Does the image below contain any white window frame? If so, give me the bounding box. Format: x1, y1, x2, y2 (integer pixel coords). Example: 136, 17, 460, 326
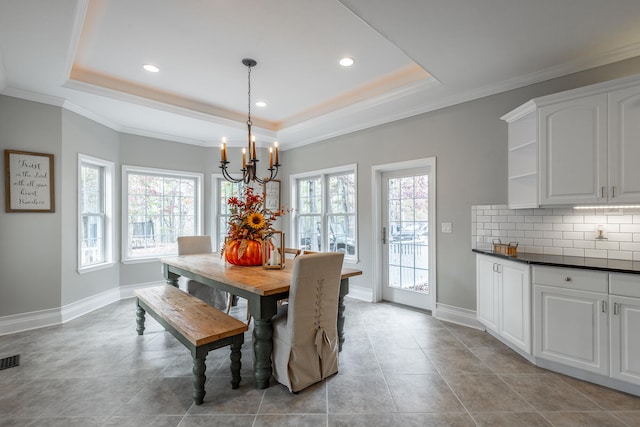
78, 154, 115, 273
290, 163, 358, 263
122, 165, 203, 263
211, 174, 245, 253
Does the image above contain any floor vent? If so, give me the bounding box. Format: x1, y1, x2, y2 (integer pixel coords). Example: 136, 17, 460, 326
0, 355, 20, 370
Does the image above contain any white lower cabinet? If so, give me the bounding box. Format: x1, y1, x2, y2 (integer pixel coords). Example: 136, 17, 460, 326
477, 255, 640, 394
533, 284, 609, 376
610, 273, 640, 386
476, 254, 531, 353
476, 254, 499, 331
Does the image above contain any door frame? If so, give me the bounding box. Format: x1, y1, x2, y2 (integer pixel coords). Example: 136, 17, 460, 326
371, 157, 436, 314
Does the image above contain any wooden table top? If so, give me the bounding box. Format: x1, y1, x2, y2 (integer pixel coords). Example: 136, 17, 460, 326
161, 253, 362, 297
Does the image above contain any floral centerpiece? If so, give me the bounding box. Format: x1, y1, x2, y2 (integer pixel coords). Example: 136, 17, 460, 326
222, 186, 280, 266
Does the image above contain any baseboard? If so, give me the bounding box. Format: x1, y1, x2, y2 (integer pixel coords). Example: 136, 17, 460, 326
61, 288, 121, 323
346, 284, 373, 302
0, 307, 62, 337
119, 280, 166, 299
434, 303, 484, 330
0, 281, 166, 336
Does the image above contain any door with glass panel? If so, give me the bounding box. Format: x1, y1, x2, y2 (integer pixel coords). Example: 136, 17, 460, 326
382, 168, 431, 310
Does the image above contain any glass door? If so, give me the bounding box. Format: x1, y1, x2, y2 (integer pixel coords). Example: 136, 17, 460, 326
382, 168, 431, 310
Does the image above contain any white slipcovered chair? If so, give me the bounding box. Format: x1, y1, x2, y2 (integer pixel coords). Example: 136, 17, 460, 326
176, 236, 230, 312
271, 251, 344, 392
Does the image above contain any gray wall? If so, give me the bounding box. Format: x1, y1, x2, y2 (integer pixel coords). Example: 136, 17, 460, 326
2, 56, 640, 319
60, 110, 120, 306
0, 97, 62, 316
281, 57, 640, 311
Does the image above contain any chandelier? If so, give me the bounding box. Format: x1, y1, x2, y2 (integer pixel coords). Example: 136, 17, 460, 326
219, 58, 280, 184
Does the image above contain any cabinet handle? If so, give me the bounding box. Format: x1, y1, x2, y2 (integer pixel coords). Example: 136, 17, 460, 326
601, 187, 606, 198
614, 302, 619, 315
497, 264, 502, 274
564, 276, 572, 282
602, 300, 607, 313
611, 186, 616, 198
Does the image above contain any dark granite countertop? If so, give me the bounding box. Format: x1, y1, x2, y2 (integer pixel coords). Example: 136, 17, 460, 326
473, 249, 640, 274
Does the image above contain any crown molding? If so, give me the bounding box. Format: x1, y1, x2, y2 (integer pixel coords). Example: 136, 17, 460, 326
63, 0, 89, 80
0, 86, 66, 107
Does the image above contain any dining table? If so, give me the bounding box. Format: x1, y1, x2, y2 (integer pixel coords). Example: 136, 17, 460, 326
160, 253, 362, 389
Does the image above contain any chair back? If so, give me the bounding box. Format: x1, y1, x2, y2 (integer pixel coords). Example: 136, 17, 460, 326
282, 248, 301, 259
177, 236, 212, 255
286, 252, 344, 337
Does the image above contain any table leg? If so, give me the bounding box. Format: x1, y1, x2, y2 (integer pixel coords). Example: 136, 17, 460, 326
337, 278, 349, 352
163, 265, 179, 287
252, 318, 273, 389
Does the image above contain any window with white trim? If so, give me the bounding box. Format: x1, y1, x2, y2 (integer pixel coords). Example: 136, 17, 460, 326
78, 154, 114, 271
291, 164, 357, 262
123, 166, 202, 261
213, 176, 243, 252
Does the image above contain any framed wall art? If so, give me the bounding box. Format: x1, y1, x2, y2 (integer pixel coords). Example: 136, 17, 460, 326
263, 179, 281, 214
4, 150, 55, 213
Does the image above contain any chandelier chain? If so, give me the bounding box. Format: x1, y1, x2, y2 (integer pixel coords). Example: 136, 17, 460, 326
247, 64, 252, 126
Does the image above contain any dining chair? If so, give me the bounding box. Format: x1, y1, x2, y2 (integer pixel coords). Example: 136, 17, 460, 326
282, 247, 301, 259
271, 251, 345, 392
176, 236, 231, 312
276, 248, 301, 307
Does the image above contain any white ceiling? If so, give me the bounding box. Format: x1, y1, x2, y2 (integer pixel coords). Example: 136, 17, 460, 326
2, 0, 640, 150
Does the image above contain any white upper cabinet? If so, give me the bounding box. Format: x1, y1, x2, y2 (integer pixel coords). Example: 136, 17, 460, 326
539, 93, 608, 205
502, 74, 640, 207
608, 85, 640, 203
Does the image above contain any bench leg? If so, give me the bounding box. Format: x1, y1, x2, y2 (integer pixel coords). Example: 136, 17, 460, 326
230, 335, 243, 389
136, 303, 146, 335
192, 353, 207, 405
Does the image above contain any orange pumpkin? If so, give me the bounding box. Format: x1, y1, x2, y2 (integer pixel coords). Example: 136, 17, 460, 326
224, 239, 263, 266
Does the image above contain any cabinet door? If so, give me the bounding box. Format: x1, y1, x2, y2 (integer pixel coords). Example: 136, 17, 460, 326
610, 295, 640, 386
533, 285, 608, 375
539, 94, 608, 205
476, 255, 498, 331
609, 86, 640, 203
500, 261, 531, 353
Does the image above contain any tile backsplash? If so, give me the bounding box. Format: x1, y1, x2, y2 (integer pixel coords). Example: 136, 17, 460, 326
472, 205, 640, 261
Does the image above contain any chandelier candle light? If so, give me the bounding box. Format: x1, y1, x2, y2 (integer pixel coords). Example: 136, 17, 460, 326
219, 58, 280, 184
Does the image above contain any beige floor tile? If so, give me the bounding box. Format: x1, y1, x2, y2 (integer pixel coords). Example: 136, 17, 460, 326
445, 374, 533, 412
541, 411, 628, 427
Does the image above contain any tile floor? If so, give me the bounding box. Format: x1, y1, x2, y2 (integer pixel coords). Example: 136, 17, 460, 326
1, 297, 640, 426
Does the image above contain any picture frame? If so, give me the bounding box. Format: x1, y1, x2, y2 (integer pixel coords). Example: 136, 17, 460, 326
263, 179, 281, 214
4, 150, 55, 213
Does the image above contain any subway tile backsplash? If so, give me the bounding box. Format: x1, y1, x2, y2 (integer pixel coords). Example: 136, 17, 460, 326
471, 204, 640, 261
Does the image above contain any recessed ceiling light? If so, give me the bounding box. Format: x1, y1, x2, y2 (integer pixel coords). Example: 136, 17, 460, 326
143, 64, 160, 73
256, 101, 267, 107
339, 57, 354, 67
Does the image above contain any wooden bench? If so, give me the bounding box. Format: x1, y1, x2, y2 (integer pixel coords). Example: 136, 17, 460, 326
134, 285, 248, 405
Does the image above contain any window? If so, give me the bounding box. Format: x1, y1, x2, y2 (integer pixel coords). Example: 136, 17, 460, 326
78, 154, 114, 271
213, 176, 243, 251
291, 164, 357, 261
123, 166, 202, 261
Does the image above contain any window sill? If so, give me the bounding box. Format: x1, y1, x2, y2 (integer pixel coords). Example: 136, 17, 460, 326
120, 257, 166, 265
77, 262, 116, 274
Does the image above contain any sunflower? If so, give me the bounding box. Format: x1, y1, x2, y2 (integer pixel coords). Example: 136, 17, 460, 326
247, 211, 265, 230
